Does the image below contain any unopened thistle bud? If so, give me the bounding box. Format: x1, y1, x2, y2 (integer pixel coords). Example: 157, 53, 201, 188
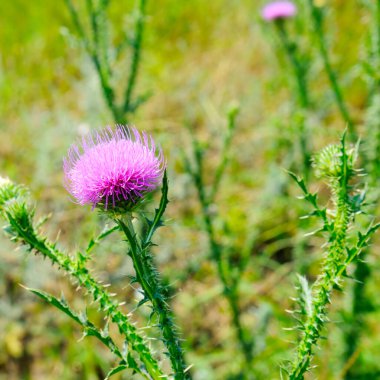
312, 144, 356, 181
0, 177, 25, 214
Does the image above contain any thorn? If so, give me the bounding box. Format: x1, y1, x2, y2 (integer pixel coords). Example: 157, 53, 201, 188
184, 364, 194, 373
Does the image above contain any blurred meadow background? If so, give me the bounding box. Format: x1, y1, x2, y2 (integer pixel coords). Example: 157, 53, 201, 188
1, 0, 380, 379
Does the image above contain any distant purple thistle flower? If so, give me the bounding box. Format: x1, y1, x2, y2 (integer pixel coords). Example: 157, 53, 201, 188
63, 126, 165, 210
261, 1, 297, 21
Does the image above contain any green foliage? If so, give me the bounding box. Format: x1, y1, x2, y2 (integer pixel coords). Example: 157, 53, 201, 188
312, 143, 355, 181
183, 107, 260, 378
0, 178, 27, 217
0, 174, 191, 379
1, 1, 380, 379
117, 173, 190, 379
287, 135, 379, 379
24, 287, 126, 364
364, 93, 380, 186
306, 0, 354, 137
64, 0, 149, 123
0, 179, 163, 379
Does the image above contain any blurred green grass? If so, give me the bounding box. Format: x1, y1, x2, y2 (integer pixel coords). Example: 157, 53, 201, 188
1, 1, 379, 379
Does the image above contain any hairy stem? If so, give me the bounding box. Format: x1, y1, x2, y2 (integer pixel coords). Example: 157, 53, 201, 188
343, 250, 371, 379
275, 21, 310, 180
3, 204, 163, 380
123, 0, 147, 118
276, 21, 309, 109
289, 139, 354, 379
289, 186, 349, 379
186, 137, 254, 377
117, 175, 189, 379
202, 201, 254, 376
64, 0, 119, 122
64, 0, 148, 123
209, 106, 239, 202
307, 0, 355, 137
342, 5, 380, 369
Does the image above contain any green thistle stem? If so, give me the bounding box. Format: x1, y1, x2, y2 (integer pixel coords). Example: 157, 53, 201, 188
64, 0, 119, 122
123, 0, 147, 118
342, 10, 380, 367
343, 248, 371, 380
119, 219, 190, 380
186, 135, 254, 377
203, 207, 254, 377
275, 21, 310, 180
117, 175, 190, 379
2, 201, 163, 380
289, 183, 349, 379
276, 21, 309, 109
288, 137, 357, 379
377, 0, 380, 84
273, 21, 311, 274
64, 0, 148, 124
307, 0, 355, 138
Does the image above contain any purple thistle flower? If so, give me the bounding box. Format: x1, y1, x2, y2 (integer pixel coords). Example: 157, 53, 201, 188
63, 126, 165, 210
261, 1, 297, 21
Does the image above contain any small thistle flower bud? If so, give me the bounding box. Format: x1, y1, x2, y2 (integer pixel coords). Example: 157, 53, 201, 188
261, 1, 297, 21
63, 126, 166, 213
312, 144, 356, 180
313, 144, 342, 179
0, 177, 25, 214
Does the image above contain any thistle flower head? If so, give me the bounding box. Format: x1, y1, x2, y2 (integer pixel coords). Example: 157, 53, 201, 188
63, 126, 165, 211
261, 1, 297, 21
